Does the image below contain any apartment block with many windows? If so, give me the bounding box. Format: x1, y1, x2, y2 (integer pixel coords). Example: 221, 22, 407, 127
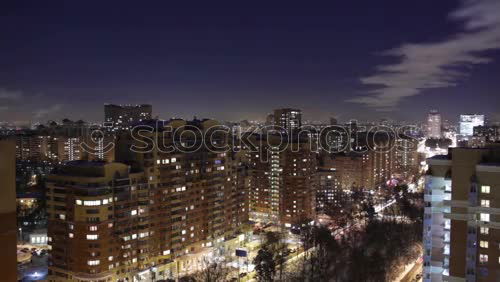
424, 146, 500, 281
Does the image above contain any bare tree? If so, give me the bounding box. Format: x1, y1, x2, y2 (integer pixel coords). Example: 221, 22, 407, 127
263, 231, 288, 281
191, 256, 231, 282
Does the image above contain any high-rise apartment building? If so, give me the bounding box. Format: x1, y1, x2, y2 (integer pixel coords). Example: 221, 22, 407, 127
330, 149, 396, 190
104, 104, 152, 130
15, 134, 114, 163
47, 118, 250, 281
474, 125, 500, 143
394, 137, 421, 179
46, 161, 148, 281
315, 168, 341, 214
427, 110, 442, 139
460, 114, 485, 136
273, 108, 302, 132
0, 138, 18, 282
423, 146, 500, 281
116, 118, 248, 277
246, 135, 317, 226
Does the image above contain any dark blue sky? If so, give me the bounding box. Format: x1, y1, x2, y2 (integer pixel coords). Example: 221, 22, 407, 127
1, 1, 499, 124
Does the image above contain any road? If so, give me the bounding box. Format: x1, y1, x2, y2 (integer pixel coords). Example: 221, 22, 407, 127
18, 254, 48, 281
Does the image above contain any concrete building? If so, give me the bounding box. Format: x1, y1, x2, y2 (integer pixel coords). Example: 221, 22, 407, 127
46, 161, 149, 281
427, 110, 442, 139
246, 135, 317, 226
104, 104, 152, 130
0, 138, 18, 282
474, 125, 500, 143
423, 146, 500, 281
116, 118, 248, 278
460, 114, 485, 137
46, 118, 250, 281
15, 134, 114, 163
273, 108, 302, 132
315, 168, 341, 214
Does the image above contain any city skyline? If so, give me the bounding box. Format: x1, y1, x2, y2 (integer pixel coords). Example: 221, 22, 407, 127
4, 2, 500, 282
2, 1, 500, 125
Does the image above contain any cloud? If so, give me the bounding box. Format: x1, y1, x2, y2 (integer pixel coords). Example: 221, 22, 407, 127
348, 0, 500, 110
34, 104, 64, 119
0, 106, 8, 112
0, 88, 23, 100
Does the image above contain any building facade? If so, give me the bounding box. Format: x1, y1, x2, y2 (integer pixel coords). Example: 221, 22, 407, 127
273, 108, 302, 132
427, 110, 442, 139
0, 138, 18, 282
459, 114, 485, 136
424, 146, 500, 281
246, 135, 317, 226
104, 104, 152, 130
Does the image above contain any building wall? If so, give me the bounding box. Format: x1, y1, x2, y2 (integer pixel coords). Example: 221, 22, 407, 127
246, 137, 316, 226
0, 138, 18, 282
424, 147, 500, 282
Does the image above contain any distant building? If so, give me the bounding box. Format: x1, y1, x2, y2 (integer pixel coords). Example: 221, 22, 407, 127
459, 114, 484, 136
0, 138, 18, 282
394, 137, 421, 178
246, 135, 316, 226
315, 167, 341, 214
15, 132, 114, 163
273, 108, 302, 132
424, 146, 500, 281
427, 110, 442, 139
473, 125, 499, 143
104, 104, 152, 130
328, 131, 397, 190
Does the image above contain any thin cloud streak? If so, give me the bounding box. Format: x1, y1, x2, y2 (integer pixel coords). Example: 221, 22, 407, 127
34, 104, 64, 119
0, 88, 23, 100
348, 0, 500, 110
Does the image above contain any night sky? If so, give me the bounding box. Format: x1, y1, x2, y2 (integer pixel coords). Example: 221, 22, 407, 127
1, 1, 500, 125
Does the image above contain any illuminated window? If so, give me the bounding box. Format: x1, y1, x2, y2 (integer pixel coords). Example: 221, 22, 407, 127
88, 260, 100, 266
480, 227, 489, 235
75, 199, 82, 205
163, 250, 170, 255
108, 256, 113, 261
479, 254, 488, 264
89, 226, 97, 231
481, 200, 490, 207
84, 200, 101, 206
86, 234, 98, 240
480, 241, 489, 248
131, 210, 137, 216
481, 186, 490, 194
69, 233, 74, 238
480, 213, 490, 222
